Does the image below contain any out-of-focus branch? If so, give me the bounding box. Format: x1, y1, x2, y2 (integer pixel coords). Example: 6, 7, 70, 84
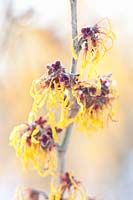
0, 0, 34, 53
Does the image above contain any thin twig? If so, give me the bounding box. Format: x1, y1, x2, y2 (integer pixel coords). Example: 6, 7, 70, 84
70, 0, 78, 73
59, 124, 73, 152
58, 0, 78, 174
58, 124, 73, 173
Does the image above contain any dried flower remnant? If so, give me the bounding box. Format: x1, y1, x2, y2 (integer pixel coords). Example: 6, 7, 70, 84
14, 187, 48, 200
72, 18, 115, 78
10, 117, 62, 176
15, 187, 39, 200
49, 172, 87, 200
29, 61, 80, 129
72, 74, 117, 133
26, 189, 40, 200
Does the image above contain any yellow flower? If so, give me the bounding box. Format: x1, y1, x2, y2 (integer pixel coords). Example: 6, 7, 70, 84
49, 172, 87, 200
72, 18, 115, 78
9, 117, 61, 176
29, 61, 79, 131
27, 60, 117, 137
72, 74, 117, 134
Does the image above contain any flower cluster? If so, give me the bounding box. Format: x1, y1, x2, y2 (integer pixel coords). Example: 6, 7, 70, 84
29, 61, 80, 128
10, 58, 117, 176
72, 74, 117, 133
43, 61, 79, 89
28, 59, 117, 135
72, 18, 115, 77
49, 172, 87, 200
10, 117, 62, 176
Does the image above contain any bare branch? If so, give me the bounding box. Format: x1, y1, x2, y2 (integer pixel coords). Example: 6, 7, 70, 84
57, 0, 78, 174
70, 0, 78, 73
58, 124, 73, 173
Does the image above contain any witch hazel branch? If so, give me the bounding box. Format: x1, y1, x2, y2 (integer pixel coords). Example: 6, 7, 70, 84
9, 0, 118, 199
